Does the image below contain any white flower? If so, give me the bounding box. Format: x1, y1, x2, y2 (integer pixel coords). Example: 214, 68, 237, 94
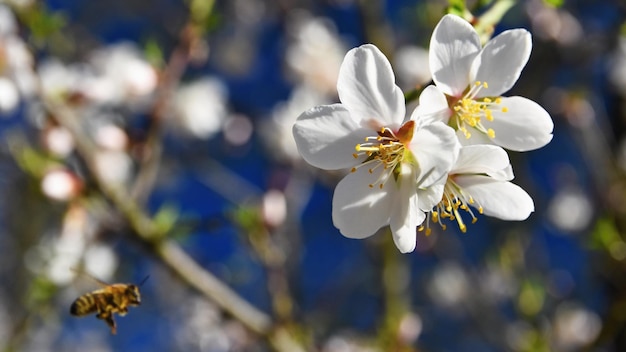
37, 59, 91, 101
173, 77, 228, 139
0, 77, 19, 112
87, 42, 157, 104
428, 14, 554, 151
263, 84, 329, 161
394, 45, 431, 90
285, 14, 346, 94
420, 144, 534, 233
293, 44, 460, 253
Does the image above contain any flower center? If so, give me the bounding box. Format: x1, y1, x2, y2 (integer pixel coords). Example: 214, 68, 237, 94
452, 81, 508, 140
351, 120, 415, 189
419, 176, 484, 235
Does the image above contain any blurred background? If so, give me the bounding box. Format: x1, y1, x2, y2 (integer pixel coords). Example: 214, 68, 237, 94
0, 0, 625, 351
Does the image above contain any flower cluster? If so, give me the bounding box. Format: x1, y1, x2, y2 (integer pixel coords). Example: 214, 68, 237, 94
293, 14, 553, 253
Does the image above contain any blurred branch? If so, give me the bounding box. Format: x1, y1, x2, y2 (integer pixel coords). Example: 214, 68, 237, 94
131, 0, 217, 205
473, 0, 517, 44
377, 232, 414, 351
46, 102, 305, 352
357, 0, 395, 58
130, 26, 203, 205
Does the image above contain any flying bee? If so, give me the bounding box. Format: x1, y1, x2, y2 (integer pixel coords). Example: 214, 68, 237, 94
69, 269, 149, 334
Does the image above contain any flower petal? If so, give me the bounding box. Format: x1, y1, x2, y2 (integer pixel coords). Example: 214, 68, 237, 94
337, 44, 405, 128
456, 128, 491, 147
332, 167, 393, 238
471, 29, 532, 97
429, 14, 481, 97
417, 183, 444, 212
390, 165, 423, 253
409, 85, 451, 124
487, 96, 554, 151
452, 145, 510, 175
293, 104, 372, 170
410, 122, 460, 187
455, 175, 534, 220
488, 164, 514, 182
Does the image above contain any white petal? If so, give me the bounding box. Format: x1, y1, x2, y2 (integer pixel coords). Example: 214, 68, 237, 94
332, 167, 393, 238
456, 128, 491, 147
410, 122, 460, 187
471, 29, 532, 97
488, 164, 514, 182
293, 104, 372, 170
429, 14, 481, 97
487, 96, 554, 151
390, 165, 423, 253
455, 175, 534, 220
452, 145, 510, 175
409, 85, 451, 124
417, 183, 444, 212
337, 44, 405, 128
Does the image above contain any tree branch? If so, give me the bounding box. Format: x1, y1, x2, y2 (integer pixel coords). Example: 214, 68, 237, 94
47, 102, 305, 352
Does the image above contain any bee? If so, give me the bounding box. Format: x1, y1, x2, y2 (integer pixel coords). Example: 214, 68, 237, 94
69, 269, 149, 334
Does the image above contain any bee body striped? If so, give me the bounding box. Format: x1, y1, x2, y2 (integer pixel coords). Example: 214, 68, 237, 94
70, 273, 145, 334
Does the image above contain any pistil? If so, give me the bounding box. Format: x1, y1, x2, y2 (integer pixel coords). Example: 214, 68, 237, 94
351, 121, 415, 189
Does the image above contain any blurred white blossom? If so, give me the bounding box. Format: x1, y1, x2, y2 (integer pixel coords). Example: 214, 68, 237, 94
83, 244, 118, 283
173, 77, 229, 139
0, 4, 16, 35
175, 297, 246, 352
286, 13, 346, 94
87, 42, 158, 104
547, 186, 593, 233
30, 205, 118, 286
0, 4, 36, 112
0, 77, 19, 112
506, 320, 535, 351
94, 150, 133, 185
37, 59, 92, 102
41, 169, 82, 201
263, 84, 329, 161
525, 0, 582, 46
262, 189, 287, 228
394, 45, 431, 90
223, 114, 253, 146
553, 302, 601, 351
43, 126, 75, 157
609, 36, 626, 92
397, 312, 423, 345
94, 123, 129, 151
323, 335, 380, 352
1, 0, 35, 8
428, 262, 468, 307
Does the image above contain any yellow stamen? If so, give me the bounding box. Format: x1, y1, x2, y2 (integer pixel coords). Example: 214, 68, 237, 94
420, 176, 486, 234
452, 80, 508, 140
350, 122, 416, 190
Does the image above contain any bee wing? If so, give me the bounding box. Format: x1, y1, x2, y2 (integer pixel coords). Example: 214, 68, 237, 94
70, 267, 110, 287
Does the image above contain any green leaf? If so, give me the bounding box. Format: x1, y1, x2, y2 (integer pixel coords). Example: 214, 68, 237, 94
153, 204, 180, 237
542, 0, 564, 8
518, 278, 545, 317
21, 5, 66, 43
144, 38, 165, 68
231, 205, 263, 233
446, 0, 467, 17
